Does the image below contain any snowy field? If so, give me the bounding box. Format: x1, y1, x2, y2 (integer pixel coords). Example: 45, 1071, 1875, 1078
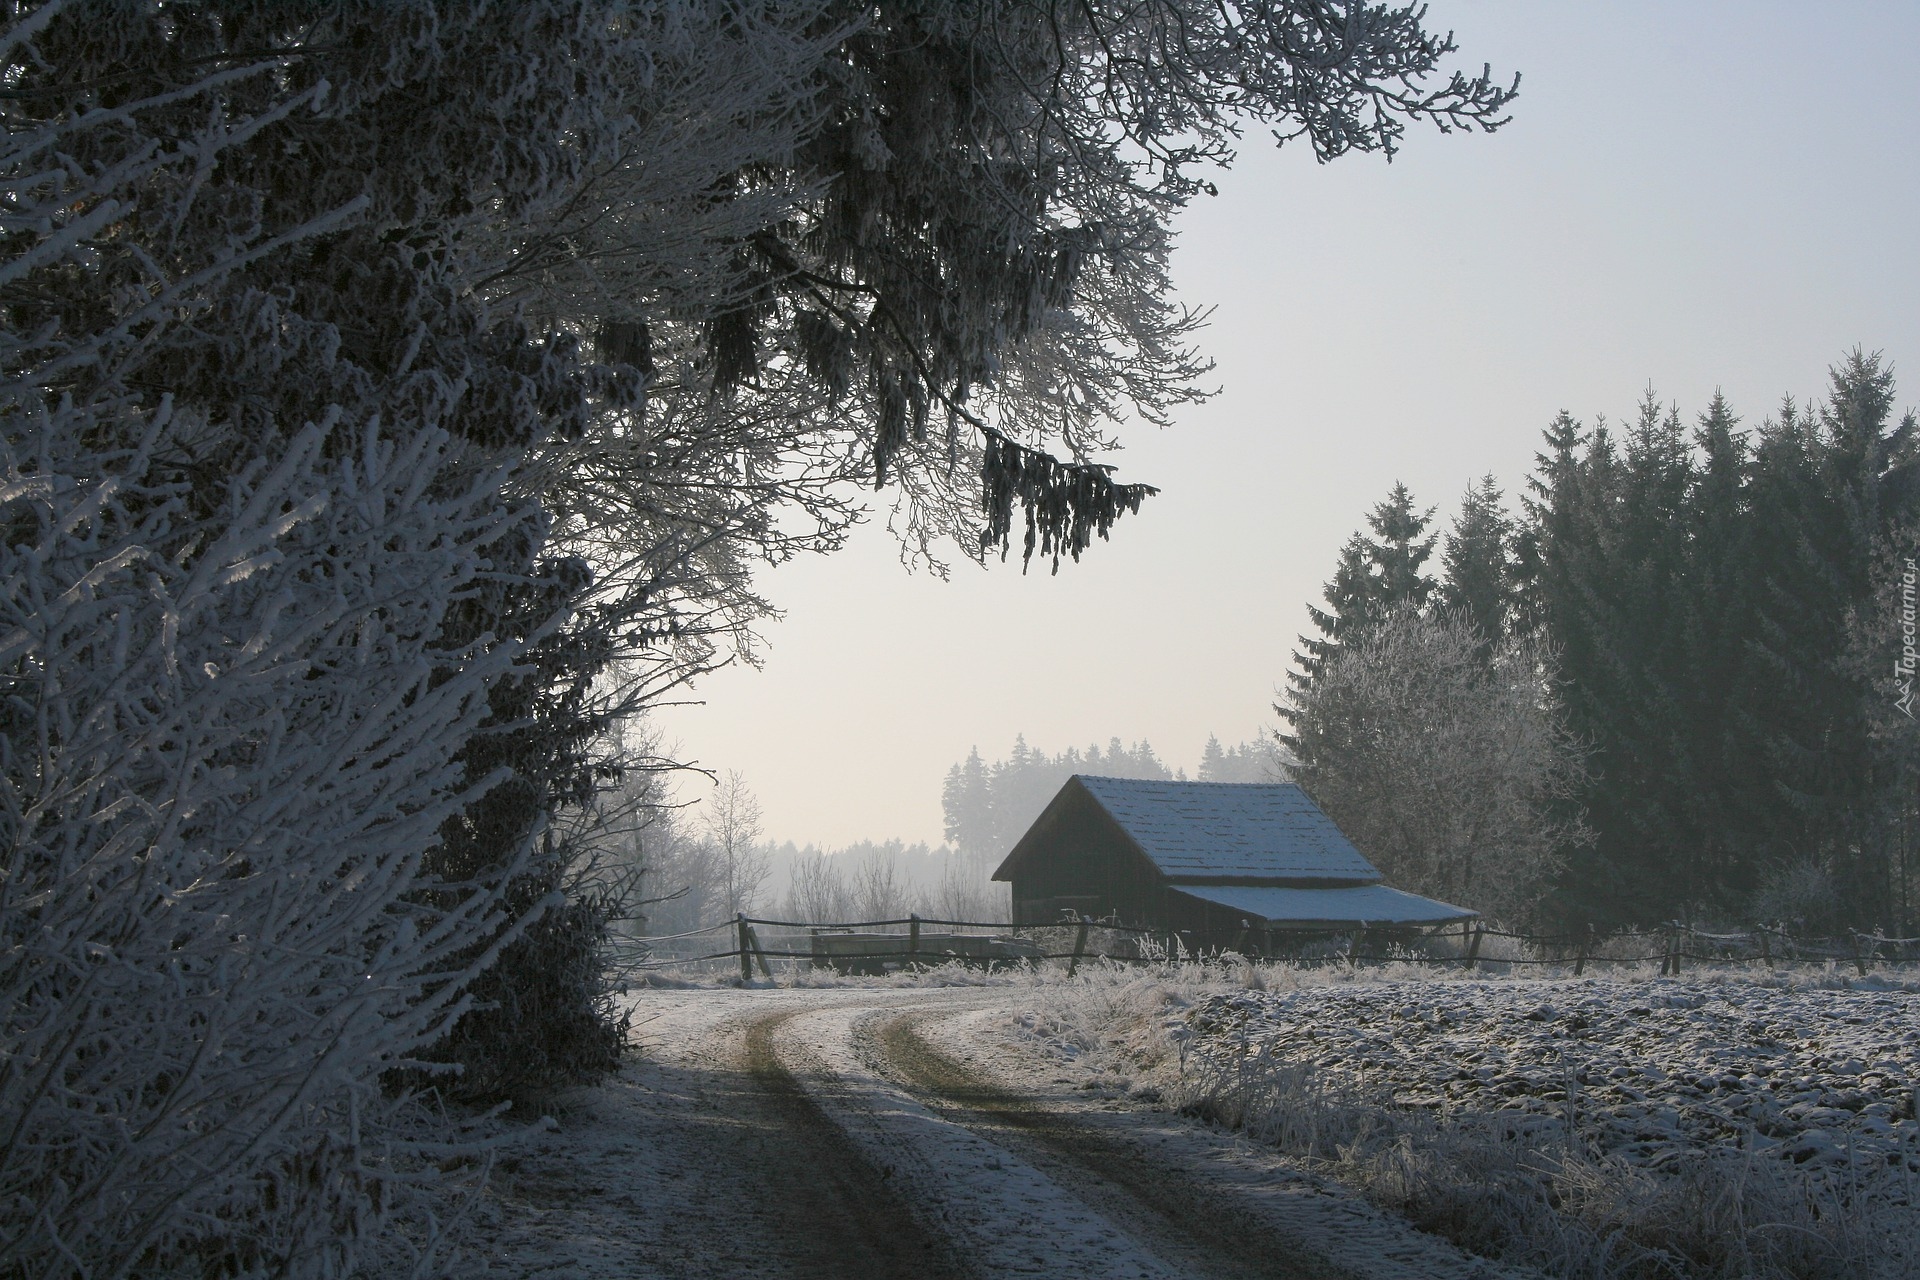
1182, 972, 1920, 1175
1083, 966, 1920, 1279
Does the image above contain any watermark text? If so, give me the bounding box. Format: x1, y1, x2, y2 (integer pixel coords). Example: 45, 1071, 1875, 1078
1897, 558, 1917, 718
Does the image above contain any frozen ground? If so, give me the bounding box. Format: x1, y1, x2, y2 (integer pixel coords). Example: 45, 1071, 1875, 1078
448, 964, 1920, 1279
458, 976, 1518, 1279
1181, 972, 1920, 1174
1134, 967, 1920, 1278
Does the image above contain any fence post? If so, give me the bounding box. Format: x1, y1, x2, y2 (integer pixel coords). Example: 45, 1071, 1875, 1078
1068, 914, 1090, 977
908, 913, 920, 968
1851, 931, 1870, 977
1573, 925, 1591, 977
1464, 923, 1484, 971
1660, 923, 1683, 976
746, 922, 773, 979
736, 914, 753, 984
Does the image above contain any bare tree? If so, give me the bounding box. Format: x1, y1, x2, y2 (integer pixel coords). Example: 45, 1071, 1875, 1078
1281, 610, 1589, 925
705, 771, 772, 919
928, 857, 1007, 925
851, 848, 907, 923
784, 851, 857, 925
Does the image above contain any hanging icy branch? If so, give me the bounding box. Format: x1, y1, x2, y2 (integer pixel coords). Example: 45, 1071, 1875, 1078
979, 430, 1157, 573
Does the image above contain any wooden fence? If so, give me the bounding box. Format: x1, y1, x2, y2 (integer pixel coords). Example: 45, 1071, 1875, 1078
612, 914, 1920, 981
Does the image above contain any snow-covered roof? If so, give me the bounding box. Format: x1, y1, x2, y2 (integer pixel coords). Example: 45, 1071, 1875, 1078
1072, 776, 1382, 882
1171, 883, 1476, 927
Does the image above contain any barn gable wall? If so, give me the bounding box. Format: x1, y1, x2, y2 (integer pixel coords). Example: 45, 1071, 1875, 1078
1000, 781, 1163, 925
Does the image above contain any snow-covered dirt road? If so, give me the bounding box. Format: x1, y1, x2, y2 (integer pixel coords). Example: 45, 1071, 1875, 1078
468, 984, 1519, 1279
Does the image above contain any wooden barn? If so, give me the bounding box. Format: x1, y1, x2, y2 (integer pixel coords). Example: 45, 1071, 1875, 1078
991, 775, 1474, 938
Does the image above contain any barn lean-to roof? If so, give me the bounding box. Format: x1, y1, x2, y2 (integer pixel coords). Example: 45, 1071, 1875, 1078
1170, 883, 1473, 928
1068, 776, 1382, 883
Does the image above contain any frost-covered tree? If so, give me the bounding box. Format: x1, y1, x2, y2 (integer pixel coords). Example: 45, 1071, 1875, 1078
783, 849, 859, 925
1281, 610, 1588, 925
507, 1, 1519, 577
0, 411, 537, 1278
0, 15, 575, 1268
2, 2, 1519, 1269
0, 1, 848, 1268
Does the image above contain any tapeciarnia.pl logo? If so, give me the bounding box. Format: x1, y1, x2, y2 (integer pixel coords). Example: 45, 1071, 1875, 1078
1899, 558, 1917, 718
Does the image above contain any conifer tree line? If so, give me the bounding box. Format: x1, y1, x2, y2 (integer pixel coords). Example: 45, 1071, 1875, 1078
2, 4, 1511, 1272
941, 732, 1279, 863
1284, 353, 1920, 935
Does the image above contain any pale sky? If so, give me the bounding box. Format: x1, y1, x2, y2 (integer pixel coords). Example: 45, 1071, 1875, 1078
655, 0, 1920, 849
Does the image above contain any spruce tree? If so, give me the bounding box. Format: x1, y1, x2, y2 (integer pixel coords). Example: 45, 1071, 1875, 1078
1513, 412, 1587, 645
941, 747, 996, 863
1440, 474, 1517, 658
1738, 354, 1920, 920
1674, 392, 1758, 907
1602, 394, 1698, 917
1291, 482, 1437, 693
1295, 535, 1379, 683
1523, 362, 1918, 929
1371, 482, 1442, 607
1200, 734, 1229, 782
1534, 420, 1628, 924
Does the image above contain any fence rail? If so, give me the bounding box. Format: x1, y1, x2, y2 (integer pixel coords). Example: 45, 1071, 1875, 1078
610, 913, 1920, 980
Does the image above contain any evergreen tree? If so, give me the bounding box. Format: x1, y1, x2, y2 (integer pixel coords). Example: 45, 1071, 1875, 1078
1737, 354, 1920, 920
1200, 733, 1228, 782
1673, 392, 1758, 906
1291, 482, 1437, 692
1522, 400, 1698, 926
1371, 481, 1441, 608
1287, 360, 1918, 932
1440, 474, 1517, 657
1604, 394, 1698, 916
1513, 412, 1587, 645
1197, 734, 1283, 782
1295, 535, 1378, 681
941, 747, 996, 863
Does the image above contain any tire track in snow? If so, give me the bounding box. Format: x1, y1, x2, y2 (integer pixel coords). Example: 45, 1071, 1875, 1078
762, 997, 1183, 1278
869, 1009, 1351, 1280
872, 1006, 1531, 1280
478, 988, 1524, 1279
740, 1006, 974, 1280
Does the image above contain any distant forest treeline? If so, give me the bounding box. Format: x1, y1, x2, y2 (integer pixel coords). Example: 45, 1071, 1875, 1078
940, 733, 1280, 863
1287, 352, 1920, 934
